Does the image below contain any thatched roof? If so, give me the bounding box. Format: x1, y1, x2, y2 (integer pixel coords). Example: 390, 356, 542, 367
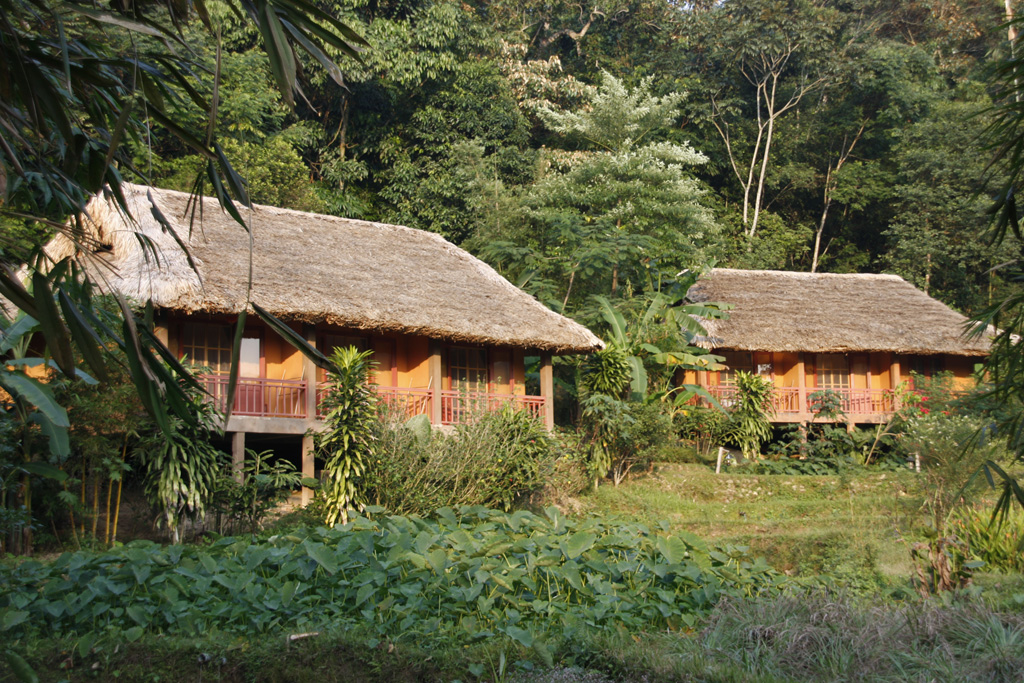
45, 184, 602, 354
689, 268, 990, 356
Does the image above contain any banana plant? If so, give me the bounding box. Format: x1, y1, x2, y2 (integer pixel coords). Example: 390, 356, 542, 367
592, 281, 729, 401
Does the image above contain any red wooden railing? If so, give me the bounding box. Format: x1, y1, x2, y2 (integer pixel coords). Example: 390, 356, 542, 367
439, 390, 545, 425
200, 375, 308, 418
312, 382, 544, 424
702, 385, 898, 416
201, 374, 547, 425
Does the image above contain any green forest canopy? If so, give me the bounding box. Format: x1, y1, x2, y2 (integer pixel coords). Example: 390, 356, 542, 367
12, 0, 1015, 319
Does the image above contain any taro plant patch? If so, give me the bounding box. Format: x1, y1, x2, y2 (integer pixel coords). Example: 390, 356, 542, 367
0, 507, 782, 655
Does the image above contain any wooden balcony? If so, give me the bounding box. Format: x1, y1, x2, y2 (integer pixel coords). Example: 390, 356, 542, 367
199, 375, 546, 430
202, 376, 308, 418
702, 385, 899, 424
439, 390, 545, 425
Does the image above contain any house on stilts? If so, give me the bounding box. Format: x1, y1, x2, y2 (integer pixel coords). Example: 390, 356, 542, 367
47, 184, 602, 501
679, 268, 990, 424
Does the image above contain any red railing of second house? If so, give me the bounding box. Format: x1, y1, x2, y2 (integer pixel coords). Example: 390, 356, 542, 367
372, 386, 433, 420
440, 390, 545, 425
703, 385, 898, 416
199, 375, 308, 418
315, 384, 433, 419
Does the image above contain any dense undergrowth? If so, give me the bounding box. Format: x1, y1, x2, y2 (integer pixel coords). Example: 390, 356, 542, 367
9, 593, 1024, 682
0, 508, 779, 660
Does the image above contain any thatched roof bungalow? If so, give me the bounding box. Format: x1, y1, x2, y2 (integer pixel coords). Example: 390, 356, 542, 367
47, 184, 601, 498
683, 268, 989, 423
48, 184, 601, 355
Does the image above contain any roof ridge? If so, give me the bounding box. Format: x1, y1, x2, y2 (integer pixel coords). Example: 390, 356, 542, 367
711, 267, 905, 282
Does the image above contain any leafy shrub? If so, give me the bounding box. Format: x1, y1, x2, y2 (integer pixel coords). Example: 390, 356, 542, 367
899, 413, 1007, 524
746, 454, 851, 476
651, 443, 701, 464
675, 405, 729, 459
808, 388, 846, 421
949, 506, 1024, 574
208, 450, 302, 536
362, 404, 558, 515
724, 371, 773, 458
133, 374, 223, 543
580, 396, 673, 486
0, 507, 783, 646
579, 346, 632, 398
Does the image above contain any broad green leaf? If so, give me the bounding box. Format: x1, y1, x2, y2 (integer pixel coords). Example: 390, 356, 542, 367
656, 536, 688, 565
503, 624, 533, 648
427, 549, 447, 574
19, 462, 68, 483
303, 541, 338, 574
564, 532, 597, 560
2, 371, 69, 427
1, 610, 29, 631
2, 649, 38, 683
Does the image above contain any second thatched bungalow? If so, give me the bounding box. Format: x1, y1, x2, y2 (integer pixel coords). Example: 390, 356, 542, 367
680, 269, 990, 423
47, 184, 602, 498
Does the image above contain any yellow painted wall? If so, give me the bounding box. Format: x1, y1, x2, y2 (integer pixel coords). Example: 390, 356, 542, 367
851, 354, 869, 390
263, 322, 303, 381
399, 335, 430, 388
946, 355, 981, 392
774, 352, 799, 387
870, 353, 892, 389
804, 355, 816, 389
512, 349, 526, 395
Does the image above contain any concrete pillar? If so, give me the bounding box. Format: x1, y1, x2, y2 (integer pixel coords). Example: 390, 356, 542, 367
428, 339, 443, 425
231, 431, 245, 483
891, 356, 902, 389
301, 434, 315, 506
540, 352, 554, 431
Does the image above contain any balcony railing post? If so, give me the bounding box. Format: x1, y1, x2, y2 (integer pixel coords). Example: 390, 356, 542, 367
540, 353, 554, 431
796, 355, 808, 416
304, 325, 317, 420
429, 340, 443, 426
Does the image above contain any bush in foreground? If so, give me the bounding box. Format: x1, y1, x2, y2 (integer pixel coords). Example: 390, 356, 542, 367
0, 507, 780, 651
12, 592, 1024, 682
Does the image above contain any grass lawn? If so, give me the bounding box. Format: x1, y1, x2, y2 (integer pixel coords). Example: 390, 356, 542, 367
583, 463, 947, 585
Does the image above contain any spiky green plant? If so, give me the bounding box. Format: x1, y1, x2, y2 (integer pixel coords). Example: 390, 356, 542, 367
727, 371, 774, 459
316, 346, 377, 525
135, 376, 223, 543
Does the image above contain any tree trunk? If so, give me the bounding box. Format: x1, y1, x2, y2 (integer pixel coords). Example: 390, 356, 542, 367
924, 253, 932, 295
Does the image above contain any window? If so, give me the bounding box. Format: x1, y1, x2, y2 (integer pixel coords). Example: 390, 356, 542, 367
903, 355, 943, 378
491, 350, 511, 394
719, 351, 753, 386
449, 347, 488, 392
816, 354, 850, 389
181, 323, 232, 374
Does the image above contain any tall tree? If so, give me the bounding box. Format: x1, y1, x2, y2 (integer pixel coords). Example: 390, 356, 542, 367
474, 72, 718, 318
686, 0, 839, 243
